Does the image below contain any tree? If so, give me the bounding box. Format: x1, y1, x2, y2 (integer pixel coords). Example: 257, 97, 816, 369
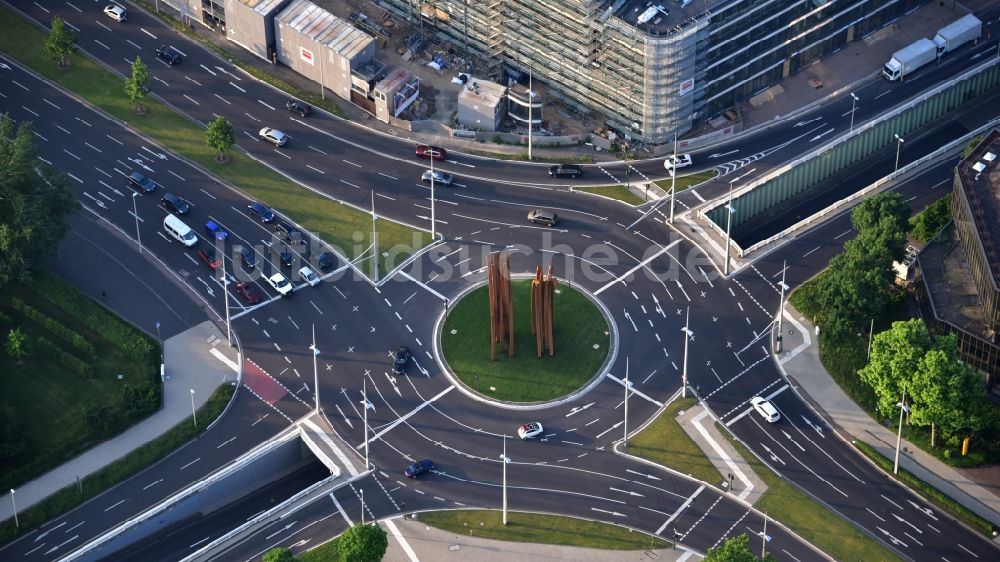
851, 192, 911, 259
910, 196, 951, 243
205, 116, 234, 162
0, 114, 79, 288
44, 16, 77, 67
261, 547, 294, 562
910, 341, 987, 443
338, 523, 388, 562
6, 327, 29, 359
124, 57, 150, 112
858, 319, 929, 418
0, 404, 27, 459
703, 534, 777, 562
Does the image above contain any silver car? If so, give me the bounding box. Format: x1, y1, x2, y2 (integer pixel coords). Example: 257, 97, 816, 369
259, 127, 289, 147
421, 170, 453, 186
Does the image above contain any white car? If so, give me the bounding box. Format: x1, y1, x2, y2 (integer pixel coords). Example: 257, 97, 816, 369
517, 422, 544, 440
104, 4, 127, 22
299, 266, 320, 287
421, 170, 454, 186
267, 272, 293, 296
259, 127, 288, 147
664, 153, 693, 173
750, 396, 780, 423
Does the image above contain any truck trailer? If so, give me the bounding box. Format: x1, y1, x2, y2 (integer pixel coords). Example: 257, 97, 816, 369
883, 38, 937, 81
933, 14, 982, 55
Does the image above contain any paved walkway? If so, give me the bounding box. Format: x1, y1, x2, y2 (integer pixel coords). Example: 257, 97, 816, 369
378, 516, 701, 562
776, 305, 1000, 534
0, 321, 239, 522
675, 404, 768, 506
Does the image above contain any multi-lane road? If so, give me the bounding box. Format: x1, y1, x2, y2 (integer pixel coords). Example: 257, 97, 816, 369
1, 2, 999, 561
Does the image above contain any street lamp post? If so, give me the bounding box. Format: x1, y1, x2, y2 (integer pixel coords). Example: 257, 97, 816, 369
370, 190, 378, 283
310, 324, 320, 413
430, 151, 437, 240
623, 357, 631, 448
220, 251, 232, 347
10, 489, 17, 528
774, 261, 789, 354
893, 390, 910, 475
669, 132, 678, 224
681, 307, 693, 398
190, 389, 197, 428
724, 180, 736, 275
527, 67, 533, 161
501, 435, 510, 525
360, 488, 365, 524
849, 93, 860, 134
894, 134, 905, 177
132, 192, 142, 255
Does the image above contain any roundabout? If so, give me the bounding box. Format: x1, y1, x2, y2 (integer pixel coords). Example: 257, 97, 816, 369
440, 279, 611, 403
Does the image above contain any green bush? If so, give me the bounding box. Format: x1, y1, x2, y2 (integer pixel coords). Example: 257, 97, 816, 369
910, 196, 951, 243
492, 134, 504, 144
36, 275, 155, 363
0, 310, 12, 326
34, 335, 92, 377
853, 440, 997, 536
11, 297, 95, 357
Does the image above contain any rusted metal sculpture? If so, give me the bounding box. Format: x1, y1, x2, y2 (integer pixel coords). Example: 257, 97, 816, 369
530, 265, 557, 357
487, 251, 514, 360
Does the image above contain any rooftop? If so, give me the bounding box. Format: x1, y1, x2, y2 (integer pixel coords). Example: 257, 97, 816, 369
614, 0, 718, 36
957, 129, 1000, 287
277, 0, 373, 59
237, 0, 287, 16
459, 79, 507, 108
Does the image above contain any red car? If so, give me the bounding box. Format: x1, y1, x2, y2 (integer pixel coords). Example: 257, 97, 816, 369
236, 282, 261, 304
415, 144, 447, 161
196, 248, 223, 270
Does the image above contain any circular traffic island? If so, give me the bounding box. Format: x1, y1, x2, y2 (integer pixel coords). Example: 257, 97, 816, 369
441, 280, 610, 403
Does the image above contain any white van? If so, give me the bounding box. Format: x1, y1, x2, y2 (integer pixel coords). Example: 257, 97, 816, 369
163, 214, 198, 247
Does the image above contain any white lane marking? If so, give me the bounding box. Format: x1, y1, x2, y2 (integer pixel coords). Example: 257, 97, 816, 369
330, 492, 352, 526
594, 241, 678, 295
383, 518, 420, 562
399, 271, 448, 302
360, 386, 455, 446
657, 485, 705, 534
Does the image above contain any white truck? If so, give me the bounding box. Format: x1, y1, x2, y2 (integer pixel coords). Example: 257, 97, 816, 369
882, 38, 937, 81
933, 14, 982, 55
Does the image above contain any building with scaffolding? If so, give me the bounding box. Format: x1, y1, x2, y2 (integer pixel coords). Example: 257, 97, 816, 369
373, 0, 926, 145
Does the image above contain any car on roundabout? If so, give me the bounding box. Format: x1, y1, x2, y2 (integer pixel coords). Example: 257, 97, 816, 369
517, 422, 544, 440
299, 266, 320, 286
664, 153, 693, 173
750, 396, 780, 423
404, 459, 434, 478
235, 281, 261, 304
266, 272, 293, 296
393, 345, 411, 374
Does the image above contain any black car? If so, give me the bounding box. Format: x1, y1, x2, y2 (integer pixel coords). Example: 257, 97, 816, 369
548, 164, 583, 178
160, 192, 190, 215
404, 459, 434, 478
393, 345, 411, 374
317, 251, 334, 270
128, 171, 157, 193
285, 100, 311, 117
155, 45, 183, 66
238, 246, 256, 270
279, 250, 294, 268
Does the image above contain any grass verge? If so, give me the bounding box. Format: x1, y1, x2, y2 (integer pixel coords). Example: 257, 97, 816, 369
629, 398, 724, 485
463, 149, 594, 163
721, 431, 903, 562
297, 537, 340, 561
0, 4, 428, 278
418, 510, 669, 550
0, 383, 234, 545
441, 281, 609, 402
574, 185, 645, 206
853, 440, 998, 536
1, 274, 159, 493
654, 170, 718, 193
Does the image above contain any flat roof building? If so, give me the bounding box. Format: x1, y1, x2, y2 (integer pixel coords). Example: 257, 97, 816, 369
457, 79, 508, 132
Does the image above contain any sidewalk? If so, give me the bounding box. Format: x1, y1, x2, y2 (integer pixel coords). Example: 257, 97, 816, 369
775, 305, 1000, 533
0, 321, 239, 522
379, 516, 701, 562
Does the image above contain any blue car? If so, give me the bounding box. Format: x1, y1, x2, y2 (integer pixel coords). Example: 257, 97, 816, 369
238, 246, 256, 270
247, 201, 275, 223
205, 220, 228, 241
404, 459, 434, 478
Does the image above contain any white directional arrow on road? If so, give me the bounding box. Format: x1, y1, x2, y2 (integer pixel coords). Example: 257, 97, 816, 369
800, 415, 825, 437
876, 526, 908, 548
794, 117, 823, 127
610, 486, 644, 497
595, 420, 623, 439
709, 149, 739, 158
386, 373, 402, 397
141, 146, 167, 160
782, 430, 806, 451
626, 468, 662, 481
810, 127, 835, 142
566, 402, 595, 417
906, 499, 938, 520
760, 443, 786, 466
215, 66, 242, 80
591, 507, 626, 517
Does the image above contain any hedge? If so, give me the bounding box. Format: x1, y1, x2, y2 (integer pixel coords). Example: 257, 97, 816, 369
34, 335, 92, 378
852, 440, 998, 537
11, 296, 96, 358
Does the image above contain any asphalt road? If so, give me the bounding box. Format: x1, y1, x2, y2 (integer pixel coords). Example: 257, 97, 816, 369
1, 2, 999, 562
